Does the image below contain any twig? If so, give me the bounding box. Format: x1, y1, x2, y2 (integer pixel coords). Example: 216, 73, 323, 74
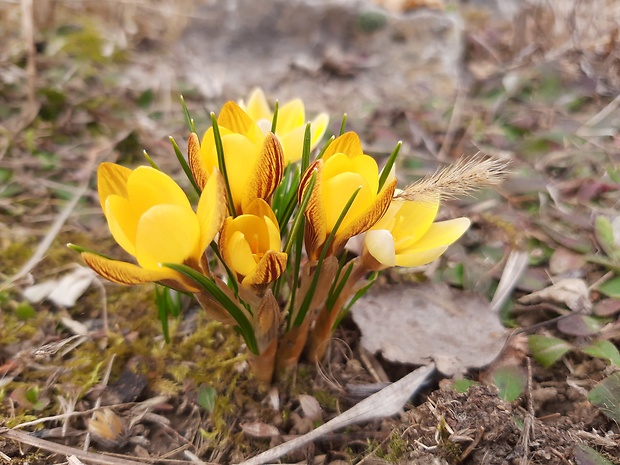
20, 0, 36, 108
0, 428, 145, 465
237, 364, 435, 465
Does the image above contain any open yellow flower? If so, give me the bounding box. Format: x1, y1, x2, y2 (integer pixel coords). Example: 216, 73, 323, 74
299, 132, 397, 260
240, 88, 329, 164
81, 163, 227, 291
188, 101, 284, 215
219, 198, 287, 288
363, 196, 470, 269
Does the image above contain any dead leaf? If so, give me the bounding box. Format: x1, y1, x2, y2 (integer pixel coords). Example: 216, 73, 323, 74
352, 283, 508, 376
241, 421, 280, 438
23, 266, 97, 307
298, 394, 323, 423
518, 278, 592, 312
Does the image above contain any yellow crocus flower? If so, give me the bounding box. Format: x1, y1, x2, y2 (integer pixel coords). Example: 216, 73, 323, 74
363, 196, 470, 269
219, 198, 287, 288
80, 163, 227, 291
189, 101, 284, 215
240, 88, 329, 164
299, 132, 397, 260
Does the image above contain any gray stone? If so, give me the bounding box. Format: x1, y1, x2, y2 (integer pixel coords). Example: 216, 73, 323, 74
175, 0, 463, 113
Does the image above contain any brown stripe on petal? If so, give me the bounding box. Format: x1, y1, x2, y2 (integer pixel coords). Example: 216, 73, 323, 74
243, 133, 284, 211
242, 250, 287, 287
331, 178, 397, 255
299, 160, 327, 260
188, 132, 208, 191
81, 252, 170, 285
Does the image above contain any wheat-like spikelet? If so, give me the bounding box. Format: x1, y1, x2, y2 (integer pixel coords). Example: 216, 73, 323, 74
396, 153, 510, 202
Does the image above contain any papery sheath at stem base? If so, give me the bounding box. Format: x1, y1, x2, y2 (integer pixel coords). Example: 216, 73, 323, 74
275, 318, 312, 379
307, 258, 369, 363
248, 338, 278, 385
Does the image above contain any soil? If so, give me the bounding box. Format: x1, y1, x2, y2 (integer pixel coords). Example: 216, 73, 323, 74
1, 0, 620, 464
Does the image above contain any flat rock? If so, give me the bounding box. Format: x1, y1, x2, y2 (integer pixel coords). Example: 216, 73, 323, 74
176, 0, 463, 112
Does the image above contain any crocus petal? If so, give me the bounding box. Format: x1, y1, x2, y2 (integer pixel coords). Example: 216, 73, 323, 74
333, 178, 397, 255
196, 169, 228, 255
226, 230, 258, 277
400, 217, 471, 253
218, 101, 264, 144
81, 252, 178, 286
322, 131, 364, 160
242, 133, 284, 212
134, 204, 201, 270
300, 160, 327, 260
243, 88, 271, 121
187, 132, 210, 190
395, 245, 450, 267
322, 171, 374, 232
97, 163, 132, 212
364, 229, 396, 267
241, 250, 287, 287
105, 195, 138, 256
277, 99, 305, 134
310, 113, 329, 150
392, 198, 440, 250
278, 125, 306, 163
244, 198, 279, 228
127, 167, 191, 215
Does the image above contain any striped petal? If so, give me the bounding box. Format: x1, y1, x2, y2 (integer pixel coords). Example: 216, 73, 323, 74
322, 131, 364, 161
242, 133, 284, 212
97, 163, 132, 212
300, 160, 327, 260
81, 252, 178, 286
188, 132, 209, 190
241, 250, 287, 287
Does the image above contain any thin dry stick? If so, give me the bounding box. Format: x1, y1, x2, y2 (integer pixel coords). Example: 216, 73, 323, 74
237, 364, 435, 465
396, 154, 510, 204
20, 0, 36, 108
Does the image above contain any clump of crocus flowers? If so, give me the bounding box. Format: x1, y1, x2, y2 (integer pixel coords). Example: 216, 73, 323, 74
71, 88, 507, 384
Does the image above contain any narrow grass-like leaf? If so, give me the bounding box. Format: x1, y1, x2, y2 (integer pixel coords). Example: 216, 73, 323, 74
169, 136, 201, 195
209, 240, 238, 296
271, 100, 279, 134
378, 141, 401, 192
180, 95, 196, 134
143, 150, 160, 170
211, 113, 237, 217
155, 285, 172, 343
334, 271, 378, 328
273, 163, 301, 227
325, 260, 354, 312
294, 188, 361, 327
528, 335, 573, 368
301, 122, 312, 173
67, 243, 114, 260
162, 263, 257, 354
316, 135, 335, 160
282, 173, 316, 257
339, 113, 347, 136
583, 340, 620, 366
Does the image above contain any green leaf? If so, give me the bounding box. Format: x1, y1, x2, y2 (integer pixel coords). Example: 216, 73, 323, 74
598, 276, 620, 298
587, 372, 620, 423
339, 113, 347, 136
493, 365, 527, 402
179, 95, 196, 134
451, 379, 479, 393
377, 141, 401, 192
161, 263, 257, 354
582, 340, 620, 366
574, 444, 615, 465
528, 335, 573, 368
197, 385, 217, 413
270, 100, 279, 134
211, 113, 236, 217
15, 301, 35, 320
594, 216, 619, 259
169, 136, 201, 195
